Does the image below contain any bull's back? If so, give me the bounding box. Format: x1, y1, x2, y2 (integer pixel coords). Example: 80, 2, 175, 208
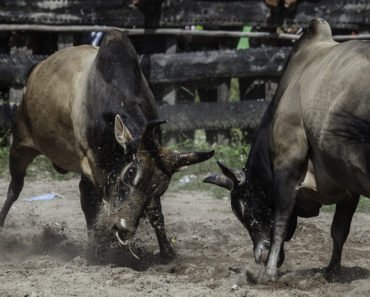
18, 45, 98, 172
301, 41, 370, 196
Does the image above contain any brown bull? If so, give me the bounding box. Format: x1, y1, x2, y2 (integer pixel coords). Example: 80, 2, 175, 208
206, 18, 370, 279
0, 30, 214, 261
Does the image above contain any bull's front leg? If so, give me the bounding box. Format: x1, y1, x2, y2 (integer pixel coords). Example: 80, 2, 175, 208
145, 196, 175, 263
79, 174, 106, 261
266, 168, 304, 278
326, 194, 359, 279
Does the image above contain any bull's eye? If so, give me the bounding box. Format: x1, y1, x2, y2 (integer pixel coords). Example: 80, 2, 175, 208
122, 164, 139, 186
127, 168, 135, 179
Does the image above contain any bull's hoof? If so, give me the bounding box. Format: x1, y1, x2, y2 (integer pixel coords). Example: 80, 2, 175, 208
265, 267, 279, 281
85, 243, 103, 263
0, 215, 6, 227
159, 248, 176, 264
325, 264, 341, 282
247, 268, 279, 284
277, 249, 285, 268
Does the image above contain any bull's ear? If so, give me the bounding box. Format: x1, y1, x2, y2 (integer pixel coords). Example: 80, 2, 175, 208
114, 114, 133, 148
203, 174, 233, 190
217, 161, 245, 186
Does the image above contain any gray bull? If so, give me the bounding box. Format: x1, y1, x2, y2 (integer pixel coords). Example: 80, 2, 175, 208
205, 18, 370, 278
0, 30, 214, 261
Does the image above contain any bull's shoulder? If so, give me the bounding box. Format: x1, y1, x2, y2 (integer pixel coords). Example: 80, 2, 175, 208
35, 45, 98, 75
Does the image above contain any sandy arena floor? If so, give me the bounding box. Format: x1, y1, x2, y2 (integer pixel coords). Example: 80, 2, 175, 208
0, 177, 369, 297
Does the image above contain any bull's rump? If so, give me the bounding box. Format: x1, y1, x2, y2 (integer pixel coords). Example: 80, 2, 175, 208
18, 45, 98, 172
300, 41, 370, 196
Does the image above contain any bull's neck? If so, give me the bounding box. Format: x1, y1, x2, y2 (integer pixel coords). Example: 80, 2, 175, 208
243, 39, 297, 197
245, 116, 273, 191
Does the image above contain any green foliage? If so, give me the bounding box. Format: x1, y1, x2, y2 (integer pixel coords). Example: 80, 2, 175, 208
358, 196, 370, 212
0, 147, 9, 177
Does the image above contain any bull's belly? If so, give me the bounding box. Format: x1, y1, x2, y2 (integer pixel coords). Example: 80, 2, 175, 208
39, 143, 81, 173
311, 145, 370, 199
28, 131, 84, 176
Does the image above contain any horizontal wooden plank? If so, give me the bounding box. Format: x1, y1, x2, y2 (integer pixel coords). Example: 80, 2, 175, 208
159, 0, 269, 27
0, 47, 291, 88
157, 101, 269, 132
145, 47, 290, 84
0, 0, 369, 28
291, 1, 370, 29
0, 53, 45, 87
0, 100, 268, 132
0, 0, 145, 26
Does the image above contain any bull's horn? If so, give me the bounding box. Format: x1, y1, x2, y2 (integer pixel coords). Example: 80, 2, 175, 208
203, 174, 233, 190
174, 150, 215, 170
217, 161, 245, 185
141, 119, 167, 151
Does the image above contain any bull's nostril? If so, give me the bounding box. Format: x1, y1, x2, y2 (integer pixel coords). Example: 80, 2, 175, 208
120, 218, 127, 229
112, 219, 129, 233
115, 231, 128, 246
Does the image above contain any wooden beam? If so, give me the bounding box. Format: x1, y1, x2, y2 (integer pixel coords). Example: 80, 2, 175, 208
1, 0, 369, 29
0, 53, 45, 87
161, 0, 370, 29
0, 25, 299, 40
157, 101, 269, 132
0, 47, 291, 88
0, 100, 269, 132
0, 0, 145, 27
145, 47, 291, 84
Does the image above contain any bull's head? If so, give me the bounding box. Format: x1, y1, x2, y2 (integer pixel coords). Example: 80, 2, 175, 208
97, 114, 214, 246
204, 161, 278, 266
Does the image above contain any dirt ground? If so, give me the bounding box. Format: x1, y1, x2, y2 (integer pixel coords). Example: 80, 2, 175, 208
0, 177, 369, 297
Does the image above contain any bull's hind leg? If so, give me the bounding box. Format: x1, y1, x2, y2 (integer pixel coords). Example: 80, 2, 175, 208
0, 145, 39, 226
145, 196, 175, 263
326, 194, 359, 279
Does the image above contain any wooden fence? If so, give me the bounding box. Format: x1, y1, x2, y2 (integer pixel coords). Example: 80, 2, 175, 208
0, 0, 369, 134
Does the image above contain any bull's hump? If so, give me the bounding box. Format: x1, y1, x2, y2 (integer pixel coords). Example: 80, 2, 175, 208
308, 18, 333, 42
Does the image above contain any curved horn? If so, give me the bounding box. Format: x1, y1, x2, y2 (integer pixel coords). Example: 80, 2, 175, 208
217, 161, 246, 185
140, 119, 167, 151
203, 174, 233, 190
174, 150, 215, 169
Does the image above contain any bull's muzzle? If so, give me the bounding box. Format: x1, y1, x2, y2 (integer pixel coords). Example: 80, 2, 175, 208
112, 218, 136, 244
112, 218, 141, 260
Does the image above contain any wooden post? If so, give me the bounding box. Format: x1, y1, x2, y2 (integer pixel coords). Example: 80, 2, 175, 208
161, 36, 179, 144
215, 80, 230, 143
57, 33, 74, 50
161, 36, 177, 105
8, 33, 31, 105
